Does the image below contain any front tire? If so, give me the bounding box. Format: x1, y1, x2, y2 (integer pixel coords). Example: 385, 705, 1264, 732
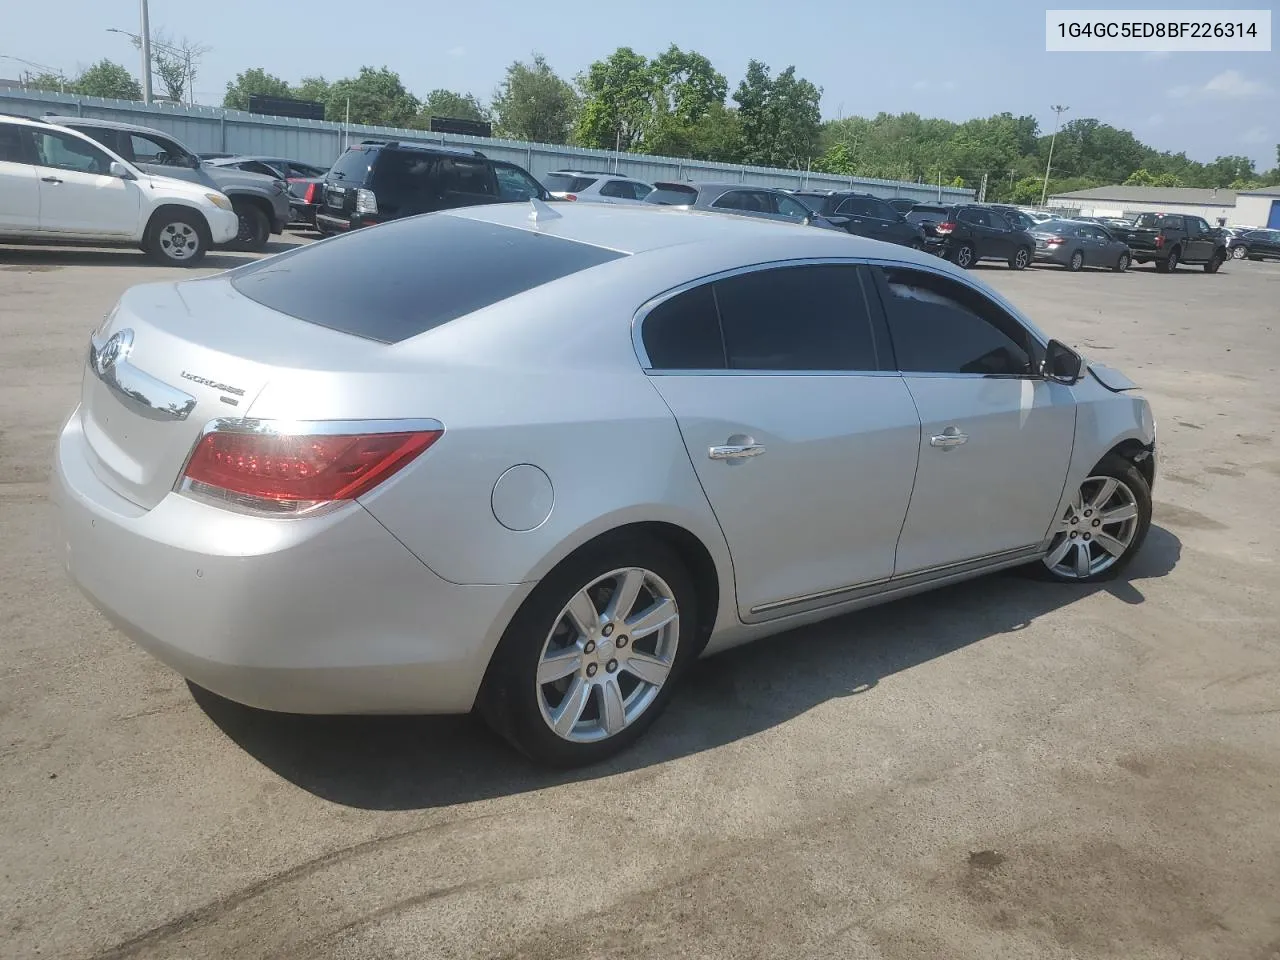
1010, 246, 1031, 270
230, 201, 270, 252
1037, 456, 1152, 584
144, 209, 208, 266
478, 537, 698, 767
1231, 245, 1248, 259
952, 242, 976, 269
1114, 252, 1130, 273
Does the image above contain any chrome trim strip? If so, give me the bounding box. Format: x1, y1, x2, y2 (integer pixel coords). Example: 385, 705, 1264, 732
748, 543, 1044, 616
88, 332, 196, 422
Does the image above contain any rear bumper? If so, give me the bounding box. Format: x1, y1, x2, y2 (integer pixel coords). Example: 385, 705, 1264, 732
1033, 247, 1070, 265
315, 212, 381, 232
53, 407, 526, 714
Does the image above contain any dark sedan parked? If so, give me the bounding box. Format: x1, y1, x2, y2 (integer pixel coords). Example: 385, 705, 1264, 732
1032, 220, 1132, 272
791, 191, 927, 248
1228, 228, 1280, 261
906, 203, 1036, 269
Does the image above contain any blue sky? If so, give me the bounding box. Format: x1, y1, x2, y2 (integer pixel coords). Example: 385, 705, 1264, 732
4, 0, 1276, 168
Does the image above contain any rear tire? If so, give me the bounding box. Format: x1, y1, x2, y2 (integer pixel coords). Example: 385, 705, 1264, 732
952, 242, 976, 269
1067, 249, 1084, 272
229, 201, 270, 252
478, 536, 698, 767
144, 209, 209, 267
1164, 247, 1180, 272
1204, 250, 1225, 273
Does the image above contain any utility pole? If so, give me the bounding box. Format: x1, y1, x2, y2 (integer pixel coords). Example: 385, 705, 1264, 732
139, 0, 152, 104
936, 166, 942, 202
978, 172, 988, 204
1040, 104, 1069, 206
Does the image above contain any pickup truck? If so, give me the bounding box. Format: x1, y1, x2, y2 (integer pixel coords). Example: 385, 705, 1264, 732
1111, 213, 1228, 273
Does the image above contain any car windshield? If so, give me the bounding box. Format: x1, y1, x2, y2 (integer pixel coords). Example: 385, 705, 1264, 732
644, 185, 699, 205
543, 174, 598, 193
229, 215, 626, 344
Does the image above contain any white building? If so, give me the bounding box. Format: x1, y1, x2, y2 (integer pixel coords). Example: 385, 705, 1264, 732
1047, 184, 1280, 229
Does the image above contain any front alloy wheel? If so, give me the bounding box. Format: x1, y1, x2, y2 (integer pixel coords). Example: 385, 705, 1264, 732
1231, 245, 1248, 259
953, 243, 975, 268
1041, 458, 1151, 582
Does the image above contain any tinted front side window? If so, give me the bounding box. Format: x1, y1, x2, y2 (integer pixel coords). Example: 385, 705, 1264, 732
438, 157, 495, 196
494, 163, 545, 201
641, 284, 725, 369
714, 265, 878, 371
329, 148, 375, 182
774, 194, 811, 218
230, 216, 626, 344
835, 197, 878, 217
877, 267, 1032, 376
130, 133, 188, 166
645, 186, 698, 205
544, 174, 597, 193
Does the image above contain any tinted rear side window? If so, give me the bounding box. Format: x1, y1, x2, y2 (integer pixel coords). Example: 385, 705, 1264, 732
230, 215, 626, 343
329, 148, 375, 182
642, 284, 725, 369
645, 186, 698, 205
714, 265, 879, 371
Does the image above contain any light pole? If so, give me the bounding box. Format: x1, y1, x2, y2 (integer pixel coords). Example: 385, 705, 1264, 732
110, 22, 198, 106
1040, 104, 1069, 207
139, 0, 152, 104
0, 54, 66, 91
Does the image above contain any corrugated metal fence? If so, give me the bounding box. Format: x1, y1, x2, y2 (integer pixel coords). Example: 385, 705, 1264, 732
0, 87, 974, 204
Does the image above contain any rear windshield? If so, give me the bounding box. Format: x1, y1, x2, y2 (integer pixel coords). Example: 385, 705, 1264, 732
543, 174, 597, 193
906, 206, 949, 223
644, 185, 699, 206
229, 215, 626, 343
328, 147, 375, 182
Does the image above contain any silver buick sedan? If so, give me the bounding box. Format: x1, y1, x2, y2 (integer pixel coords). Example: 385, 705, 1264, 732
54, 201, 1157, 766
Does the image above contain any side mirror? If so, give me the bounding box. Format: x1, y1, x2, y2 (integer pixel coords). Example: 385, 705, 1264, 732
1042, 339, 1084, 384
108, 161, 136, 181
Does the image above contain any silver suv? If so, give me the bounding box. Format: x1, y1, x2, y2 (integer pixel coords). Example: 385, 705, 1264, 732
543, 170, 654, 204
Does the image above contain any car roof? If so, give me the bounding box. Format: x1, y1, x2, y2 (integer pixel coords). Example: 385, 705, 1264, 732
40, 113, 178, 141
443, 200, 949, 261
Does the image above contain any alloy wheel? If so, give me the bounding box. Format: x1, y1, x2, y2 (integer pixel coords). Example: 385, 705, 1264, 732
956, 245, 974, 268
1069, 251, 1083, 271
1232, 246, 1247, 259
1015, 248, 1030, 269
159, 222, 199, 262
1043, 475, 1140, 579
535, 567, 680, 743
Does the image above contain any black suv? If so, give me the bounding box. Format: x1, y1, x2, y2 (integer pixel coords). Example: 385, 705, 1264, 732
907, 203, 1036, 269
792, 191, 927, 249
315, 140, 550, 233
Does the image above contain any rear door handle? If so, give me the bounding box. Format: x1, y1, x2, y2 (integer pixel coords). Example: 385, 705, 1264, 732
41, 176, 63, 184
709, 443, 766, 461
930, 428, 968, 448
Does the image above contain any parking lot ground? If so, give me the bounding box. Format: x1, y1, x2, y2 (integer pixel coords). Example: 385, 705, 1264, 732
1, 246, 1278, 960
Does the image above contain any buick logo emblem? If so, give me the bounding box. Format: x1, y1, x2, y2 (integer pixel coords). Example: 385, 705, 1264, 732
94, 328, 134, 375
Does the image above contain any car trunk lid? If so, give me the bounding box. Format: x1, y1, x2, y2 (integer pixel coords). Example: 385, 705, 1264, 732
77, 277, 373, 511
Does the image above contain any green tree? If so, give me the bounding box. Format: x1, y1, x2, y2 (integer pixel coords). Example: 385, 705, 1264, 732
291, 76, 331, 106
1200, 155, 1256, 187
645, 103, 742, 162
326, 66, 419, 127
492, 54, 579, 144
574, 47, 655, 150
223, 67, 290, 111
73, 60, 142, 100
651, 45, 727, 125
416, 89, 489, 127
21, 71, 70, 93
733, 60, 822, 168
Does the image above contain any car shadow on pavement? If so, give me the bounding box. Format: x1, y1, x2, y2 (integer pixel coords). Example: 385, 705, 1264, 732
192, 524, 1181, 811
0, 243, 292, 270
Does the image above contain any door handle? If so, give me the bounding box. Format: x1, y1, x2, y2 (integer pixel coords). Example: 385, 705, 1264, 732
709, 442, 766, 461
929, 428, 968, 448
41, 176, 63, 184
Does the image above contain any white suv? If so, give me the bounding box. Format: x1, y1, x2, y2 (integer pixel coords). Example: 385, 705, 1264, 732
0, 115, 238, 266
542, 170, 655, 204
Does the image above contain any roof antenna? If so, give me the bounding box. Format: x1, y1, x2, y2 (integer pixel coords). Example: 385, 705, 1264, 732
528, 198, 562, 223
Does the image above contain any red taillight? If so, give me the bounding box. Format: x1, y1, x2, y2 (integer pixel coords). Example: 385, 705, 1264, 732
1154, 234, 1164, 248
564, 193, 578, 201
935, 221, 955, 234
179, 424, 442, 516
1046, 235, 1064, 245
304, 183, 319, 204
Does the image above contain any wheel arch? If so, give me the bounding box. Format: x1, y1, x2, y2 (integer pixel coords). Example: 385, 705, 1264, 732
229, 192, 274, 219
1096, 437, 1155, 493
143, 202, 212, 244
